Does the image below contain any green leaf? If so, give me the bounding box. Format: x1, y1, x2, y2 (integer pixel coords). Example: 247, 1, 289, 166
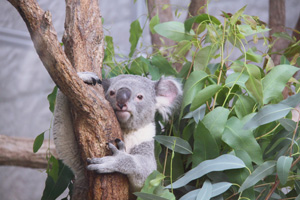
48, 156, 59, 182
280, 92, 300, 108
173, 40, 192, 58
129, 19, 143, 57
231, 5, 247, 25
151, 55, 177, 76
184, 14, 221, 33
262, 64, 299, 104
245, 64, 263, 105
192, 121, 219, 168
33, 132, 45, 153
277, 156, 293, 185
135, 193, 169, 200
104, 36, 115, 66
179, 182, 232, 200
47, 86, 58, 113
237, 24, 270, 37
138, 171, 175, 200
130, 56, 149, 75
196, 180, 212, 200
245, 48, 263, 63
149, 14, 160, 34
154, 135, 192, 154
239, 161, 276, 192
234, 95, 255, 119
181, 70, 209, 114
190, 85, 222, 111
42, 160, 74, 200
225, 72, 249, 88
222, 117, 263, 164
167, 154, 245, 189
244, 104, 292, 130
202, 107, 230, 144
194, 45, 218, 71
154, 21, 194, 42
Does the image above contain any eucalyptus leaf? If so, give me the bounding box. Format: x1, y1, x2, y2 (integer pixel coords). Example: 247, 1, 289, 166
194, 45, 218, 71
181, 70, 209, 114
184, 14, 221, 33
154, 21, 194, 42
222, 117, 263, 164
167, 154, 245, 189
192, 121, 219, 168
47, 86, 58, 113
262, 64, 299, 104
245, 64, 263, 105
135, 193, 169, 200
202, 107, 230, 144
239, 161, 276, 192
225, 72, 249, 88
151, 55, 177, 76
149, 14, 160, 34
196, 180, 212, 200
33, 132, 45, 153
244, 104, 292, 130
179, 182, 232, 200
237, 24, 270, 37
234, 95, 255, 119
41, 161, 74, 200
277, 156, 293, 185
231, 6, 246, 25
190, 85, 222, 111
154, 135, 192, 154
129, 19, 143, 57
245, 48, 263, 63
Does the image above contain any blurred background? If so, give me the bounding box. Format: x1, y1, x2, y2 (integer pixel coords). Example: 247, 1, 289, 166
0, 0, 299, 199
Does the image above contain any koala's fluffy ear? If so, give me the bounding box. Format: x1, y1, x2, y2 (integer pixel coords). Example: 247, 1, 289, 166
102, 79, 111, 92
155, 77, 183, 121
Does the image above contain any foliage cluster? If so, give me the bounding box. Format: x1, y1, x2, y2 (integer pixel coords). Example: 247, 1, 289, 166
34, 4, 300, 200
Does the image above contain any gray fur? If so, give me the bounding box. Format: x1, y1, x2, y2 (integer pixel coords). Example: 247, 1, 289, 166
53, 72, 182, 193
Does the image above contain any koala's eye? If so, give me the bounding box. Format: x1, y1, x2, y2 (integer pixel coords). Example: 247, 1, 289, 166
109, 90, 115, 96
137, 94, 143, 100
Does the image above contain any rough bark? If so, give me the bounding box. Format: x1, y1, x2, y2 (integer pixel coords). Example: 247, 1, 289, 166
7, 0, 129, 199
293, 15, 300, 41
187, 0, 207, 18
0, 135, 56, 169
147, 0, 175, 53
269, 0, 288, 65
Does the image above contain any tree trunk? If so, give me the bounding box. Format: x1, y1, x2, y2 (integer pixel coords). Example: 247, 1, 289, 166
187, 0, 207, 18
6, 0, 129, 199
292, 15, 300, 41
0, 135, 56, 168
147, 0, 175, 53
269, 0, 288, 65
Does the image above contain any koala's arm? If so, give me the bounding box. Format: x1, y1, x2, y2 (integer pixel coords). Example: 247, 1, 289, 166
52, 72, 102, 185
87, 140, 156, 192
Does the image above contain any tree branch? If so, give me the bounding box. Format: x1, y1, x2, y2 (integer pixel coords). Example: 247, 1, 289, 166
7, 0, 129, 199
0, 135, 56, 169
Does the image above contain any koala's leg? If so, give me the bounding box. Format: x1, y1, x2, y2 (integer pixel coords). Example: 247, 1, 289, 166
52, 91, 87, 187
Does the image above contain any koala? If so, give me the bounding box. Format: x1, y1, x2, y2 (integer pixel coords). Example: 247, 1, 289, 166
52, 72, 182, 193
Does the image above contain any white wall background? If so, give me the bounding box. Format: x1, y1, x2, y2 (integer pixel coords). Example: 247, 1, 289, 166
0, 0, 299, 199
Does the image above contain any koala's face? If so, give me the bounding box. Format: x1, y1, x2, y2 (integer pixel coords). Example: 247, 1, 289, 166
103, 75, 157, 131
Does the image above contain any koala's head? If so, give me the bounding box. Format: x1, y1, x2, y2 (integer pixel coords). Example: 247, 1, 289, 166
102, 75, 182, 131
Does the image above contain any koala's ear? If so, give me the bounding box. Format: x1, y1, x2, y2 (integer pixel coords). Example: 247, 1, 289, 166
155, 77, 183, 121
102, 79, 110, 92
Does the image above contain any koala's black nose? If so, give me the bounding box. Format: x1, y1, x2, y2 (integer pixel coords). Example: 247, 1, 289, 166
116, 87, 131, 109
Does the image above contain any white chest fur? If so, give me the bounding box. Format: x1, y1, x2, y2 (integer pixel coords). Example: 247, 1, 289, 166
123, 123, 156, 153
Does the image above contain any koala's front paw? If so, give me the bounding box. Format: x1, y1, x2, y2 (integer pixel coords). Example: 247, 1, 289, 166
77, 71, 102, 85
86, 141, 130, 174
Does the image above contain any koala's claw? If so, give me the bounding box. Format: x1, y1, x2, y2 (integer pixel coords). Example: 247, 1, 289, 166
77, 72, 102, 85
115, 138, 126, 152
